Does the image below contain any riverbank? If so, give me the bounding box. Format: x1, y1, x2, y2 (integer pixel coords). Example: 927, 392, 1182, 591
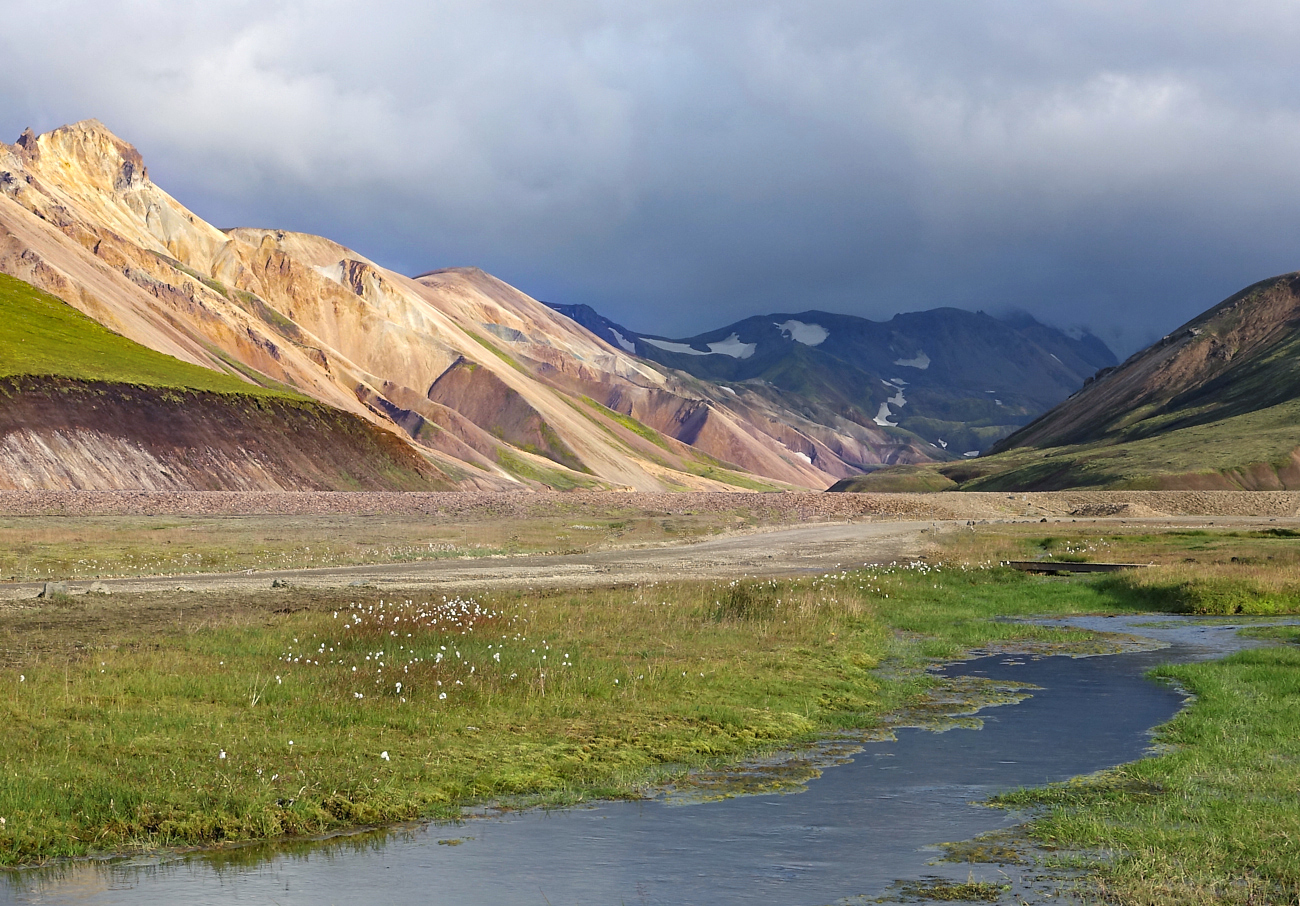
2, 524, 1300, 903
0, 565, 1129, 865
997, 640, 1300, 905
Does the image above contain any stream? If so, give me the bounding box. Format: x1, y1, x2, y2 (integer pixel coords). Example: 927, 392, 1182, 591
1, 615, 1288, 906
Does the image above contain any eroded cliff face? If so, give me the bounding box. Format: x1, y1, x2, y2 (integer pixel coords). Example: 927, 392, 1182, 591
0, 120, 916, 490
0, 378, 452, 492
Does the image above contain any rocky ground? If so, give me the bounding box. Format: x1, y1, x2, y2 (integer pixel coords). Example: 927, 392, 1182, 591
0, 489, 1298, 519
1, 490, 1297, 600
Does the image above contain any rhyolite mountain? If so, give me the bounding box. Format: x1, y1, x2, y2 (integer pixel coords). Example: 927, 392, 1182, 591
547, 302, 1116, 457
833, 272, 1300, 491
0, 272, 446, 491
0, 120, 959, 491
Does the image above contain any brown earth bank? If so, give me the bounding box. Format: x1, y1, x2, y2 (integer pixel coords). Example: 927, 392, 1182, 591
0, 378, 450, 492
1, 489, 1299, 518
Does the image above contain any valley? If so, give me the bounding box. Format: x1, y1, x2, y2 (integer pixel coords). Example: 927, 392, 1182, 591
3, 118, 1300, 906
3, 505, 1300, 905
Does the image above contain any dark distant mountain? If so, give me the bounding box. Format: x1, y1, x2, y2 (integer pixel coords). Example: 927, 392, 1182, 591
547, 302, 1116, 457
833, 271, 1300, 491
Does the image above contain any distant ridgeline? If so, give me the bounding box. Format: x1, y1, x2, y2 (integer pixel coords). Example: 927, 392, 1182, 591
9, 118, 1036, 492
831, 271, 1300, 492
547, 302, 1116, 459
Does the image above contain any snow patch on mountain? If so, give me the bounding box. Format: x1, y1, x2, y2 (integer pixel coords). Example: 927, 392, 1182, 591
643, 333, 756, 359
873, 403, 897, 427
894, 350, 931, 369
607, 327, 637, 353
707, 333, 757, 358
775, 320, 829, 346
642, 338, 709, 356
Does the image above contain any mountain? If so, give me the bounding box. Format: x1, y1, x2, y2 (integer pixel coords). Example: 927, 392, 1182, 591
832, 272, 1300, 491
546, 302, 1116, 457
0, 272, 446, 491
0, 120, 947, 491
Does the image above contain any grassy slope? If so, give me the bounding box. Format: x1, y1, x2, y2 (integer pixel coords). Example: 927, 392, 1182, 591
0, 272, 285, 395
835, 396, 1300, 492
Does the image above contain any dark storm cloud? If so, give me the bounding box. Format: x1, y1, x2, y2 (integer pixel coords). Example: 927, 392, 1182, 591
4, 1, 1300, 354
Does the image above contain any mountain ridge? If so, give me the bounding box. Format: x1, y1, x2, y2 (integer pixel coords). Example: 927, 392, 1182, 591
0, 120, 906, 491
546, 301, 1116, 457
833, 271, 1300, 491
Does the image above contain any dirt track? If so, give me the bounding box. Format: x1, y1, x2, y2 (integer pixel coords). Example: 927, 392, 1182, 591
0, 521, 931, 597
2, 490, 1298, 599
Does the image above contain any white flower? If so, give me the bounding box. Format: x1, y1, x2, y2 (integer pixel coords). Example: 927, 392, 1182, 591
439, 692, 447, 700
18, 676, 23, 683
380, 751, 390, 761
219, 750, 227, 760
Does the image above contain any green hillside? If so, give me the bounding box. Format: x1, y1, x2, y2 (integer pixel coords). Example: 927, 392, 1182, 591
834, 273, 1300, 493
0, 273, 285, 395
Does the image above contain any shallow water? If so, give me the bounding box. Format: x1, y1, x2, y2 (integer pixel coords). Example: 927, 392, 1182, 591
2, 616, 1289, 906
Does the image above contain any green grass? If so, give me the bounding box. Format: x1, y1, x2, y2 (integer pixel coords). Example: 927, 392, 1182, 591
580, 396, 673, 451
5, 524, 1300, 905
970, 395, 1300, 491
999, 647, 1300, 904
494, 448, 603, 490
465, 330, 528, 374
839, 386, 1300, 492
0, 565, 1125, 864
678, 459, 788, 492
0, 273, 285, 396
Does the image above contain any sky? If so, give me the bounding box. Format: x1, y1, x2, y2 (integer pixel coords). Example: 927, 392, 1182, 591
3, 1, 1300, 356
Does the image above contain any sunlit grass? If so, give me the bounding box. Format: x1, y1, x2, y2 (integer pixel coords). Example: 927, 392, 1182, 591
5, 520, 1300, 905
0, 272, 283, 395
0, 564, 1122, 864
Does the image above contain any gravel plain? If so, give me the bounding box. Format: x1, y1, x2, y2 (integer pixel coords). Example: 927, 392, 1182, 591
2, 489, 1299, 519
1, 490, 1297, 599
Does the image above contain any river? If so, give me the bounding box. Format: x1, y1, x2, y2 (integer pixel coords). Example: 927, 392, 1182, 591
1, 615, 1285, 906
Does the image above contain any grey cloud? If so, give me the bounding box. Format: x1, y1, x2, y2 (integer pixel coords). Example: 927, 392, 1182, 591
4, 1, 1300, 354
